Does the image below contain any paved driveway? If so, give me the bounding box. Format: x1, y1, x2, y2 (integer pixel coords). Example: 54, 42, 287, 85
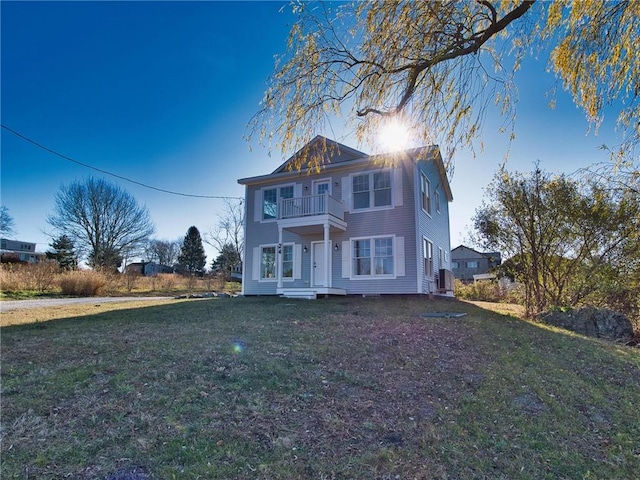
0, 296, 173, 312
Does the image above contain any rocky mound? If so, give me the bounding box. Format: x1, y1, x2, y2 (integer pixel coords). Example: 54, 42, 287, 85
536, 307, 634, 341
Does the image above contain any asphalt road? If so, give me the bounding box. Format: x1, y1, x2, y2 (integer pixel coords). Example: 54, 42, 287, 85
0, 296, 174, 312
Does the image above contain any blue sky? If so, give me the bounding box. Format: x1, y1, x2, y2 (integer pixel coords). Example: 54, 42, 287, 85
1, 1, 623, 264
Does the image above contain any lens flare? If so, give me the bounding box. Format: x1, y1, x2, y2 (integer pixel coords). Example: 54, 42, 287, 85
379, 118, 410, 152
232, 339, 246, 354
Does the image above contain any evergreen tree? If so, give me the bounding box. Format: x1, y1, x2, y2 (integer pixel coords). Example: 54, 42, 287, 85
45, 234, 78, 270
211, 242, 241, 281
177, 226, 207, 276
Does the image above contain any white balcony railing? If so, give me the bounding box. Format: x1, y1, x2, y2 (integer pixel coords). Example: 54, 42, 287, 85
279, 193, 344, 221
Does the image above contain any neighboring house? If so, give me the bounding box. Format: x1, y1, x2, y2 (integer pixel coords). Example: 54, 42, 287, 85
451, 245, 501, 281
0, 238, 43, 264
124, 261, 174, 276
237, 136, 454, 299
230, 263, 242, 282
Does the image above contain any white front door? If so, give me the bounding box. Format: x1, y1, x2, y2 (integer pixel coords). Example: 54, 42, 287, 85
312, 242, 325, 287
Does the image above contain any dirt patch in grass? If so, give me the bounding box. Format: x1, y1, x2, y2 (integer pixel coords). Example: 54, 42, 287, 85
2, 296, 639, 479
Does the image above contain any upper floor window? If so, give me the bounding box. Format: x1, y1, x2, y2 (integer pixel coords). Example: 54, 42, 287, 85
262, 185, 294, 220
352, 170, 392, 210
435, 189, 441, 214
467, 261, 479, 269
420, 172, 431, 214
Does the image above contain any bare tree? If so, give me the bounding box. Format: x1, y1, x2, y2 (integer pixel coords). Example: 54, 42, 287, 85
145, 239, 181, 266
0, 206, 16, 237
206, 199, 244, 267
47, 177, 155, 270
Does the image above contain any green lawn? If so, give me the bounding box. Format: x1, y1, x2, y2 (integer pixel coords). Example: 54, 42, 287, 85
1, 296, 639, 479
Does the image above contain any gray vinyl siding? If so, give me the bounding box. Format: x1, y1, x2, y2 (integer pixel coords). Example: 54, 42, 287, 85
415, 160, 452, 293
240, 152, 451, 296
331, 160, 418, 294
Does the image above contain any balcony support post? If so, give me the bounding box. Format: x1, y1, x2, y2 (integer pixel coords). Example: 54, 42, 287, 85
323, 223, 331, 288
277, 226, 283, 289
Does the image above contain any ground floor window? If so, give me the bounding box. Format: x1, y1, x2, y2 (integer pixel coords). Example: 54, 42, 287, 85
282, 244, 293, 279
423, 237, 433, 277
353, 236, 394, 277
260, 246, 276, 279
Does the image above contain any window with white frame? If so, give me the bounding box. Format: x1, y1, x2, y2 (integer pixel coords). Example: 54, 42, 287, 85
262, 185, 294, 220
423, 237, 434, 277
467, 260, 479, 269
352, 236, 394, 277
352, 170, 392, 210
281, 244, 293, 279
435, 189, 441, 214
260, 246, 276, 279
438, 247, 444, 270
420, 172, 431, 214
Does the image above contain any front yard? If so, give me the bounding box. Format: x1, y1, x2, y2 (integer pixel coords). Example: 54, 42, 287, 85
1, 296, 639, 479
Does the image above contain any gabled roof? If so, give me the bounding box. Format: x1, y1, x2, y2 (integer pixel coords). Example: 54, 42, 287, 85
271, 135, 367, 174
452, 245, 501, 259
452, 245, 484, 256
238, 137, 453, 202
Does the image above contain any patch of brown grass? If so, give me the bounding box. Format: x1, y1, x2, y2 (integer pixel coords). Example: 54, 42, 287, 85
1, 296, 638, 479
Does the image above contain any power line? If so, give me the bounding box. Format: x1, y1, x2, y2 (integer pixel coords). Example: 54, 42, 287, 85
1, 124, 243, 200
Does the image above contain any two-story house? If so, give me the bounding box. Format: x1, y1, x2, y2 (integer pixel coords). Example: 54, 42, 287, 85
0, 238, 43, 264
451, 245, 502, 281
237, 136, 454, 299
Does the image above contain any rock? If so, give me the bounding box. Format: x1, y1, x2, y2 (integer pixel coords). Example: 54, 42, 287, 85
537, 307, 634, 341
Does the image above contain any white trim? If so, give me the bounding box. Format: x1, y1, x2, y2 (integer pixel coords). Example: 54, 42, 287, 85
422, 236, 436, 293
257, 244, 278, 282
395, 236, 405, 277
258, 183, 297, 223
294, 244, 302, 279
393, 167, 403, 207
342, 176, 351, 211
252, 246, 260, 281
420, 171, 432, 216
349, 169, 395, 213
341, 241, 350, 278
348, 234, 399, 280
311, 240, 332, 287
280, 243, 295, 282
312, 178, 332, 196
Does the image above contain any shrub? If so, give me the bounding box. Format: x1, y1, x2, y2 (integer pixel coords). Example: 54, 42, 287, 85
0, 262, 61, 293
455, 278, 514, 303
59, 270, 107, 296
157, 273, 177, 291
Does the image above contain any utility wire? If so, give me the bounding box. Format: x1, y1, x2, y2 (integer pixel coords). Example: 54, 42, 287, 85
1, 124, 243, 200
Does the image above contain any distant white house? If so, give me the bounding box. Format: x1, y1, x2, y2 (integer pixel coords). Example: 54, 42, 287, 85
0, 238, 44, 264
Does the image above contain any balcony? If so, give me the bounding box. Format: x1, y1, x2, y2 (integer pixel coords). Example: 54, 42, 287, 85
277, 193, 346, 233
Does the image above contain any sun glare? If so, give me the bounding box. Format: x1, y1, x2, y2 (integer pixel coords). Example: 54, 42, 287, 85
379, 118, 411, 152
